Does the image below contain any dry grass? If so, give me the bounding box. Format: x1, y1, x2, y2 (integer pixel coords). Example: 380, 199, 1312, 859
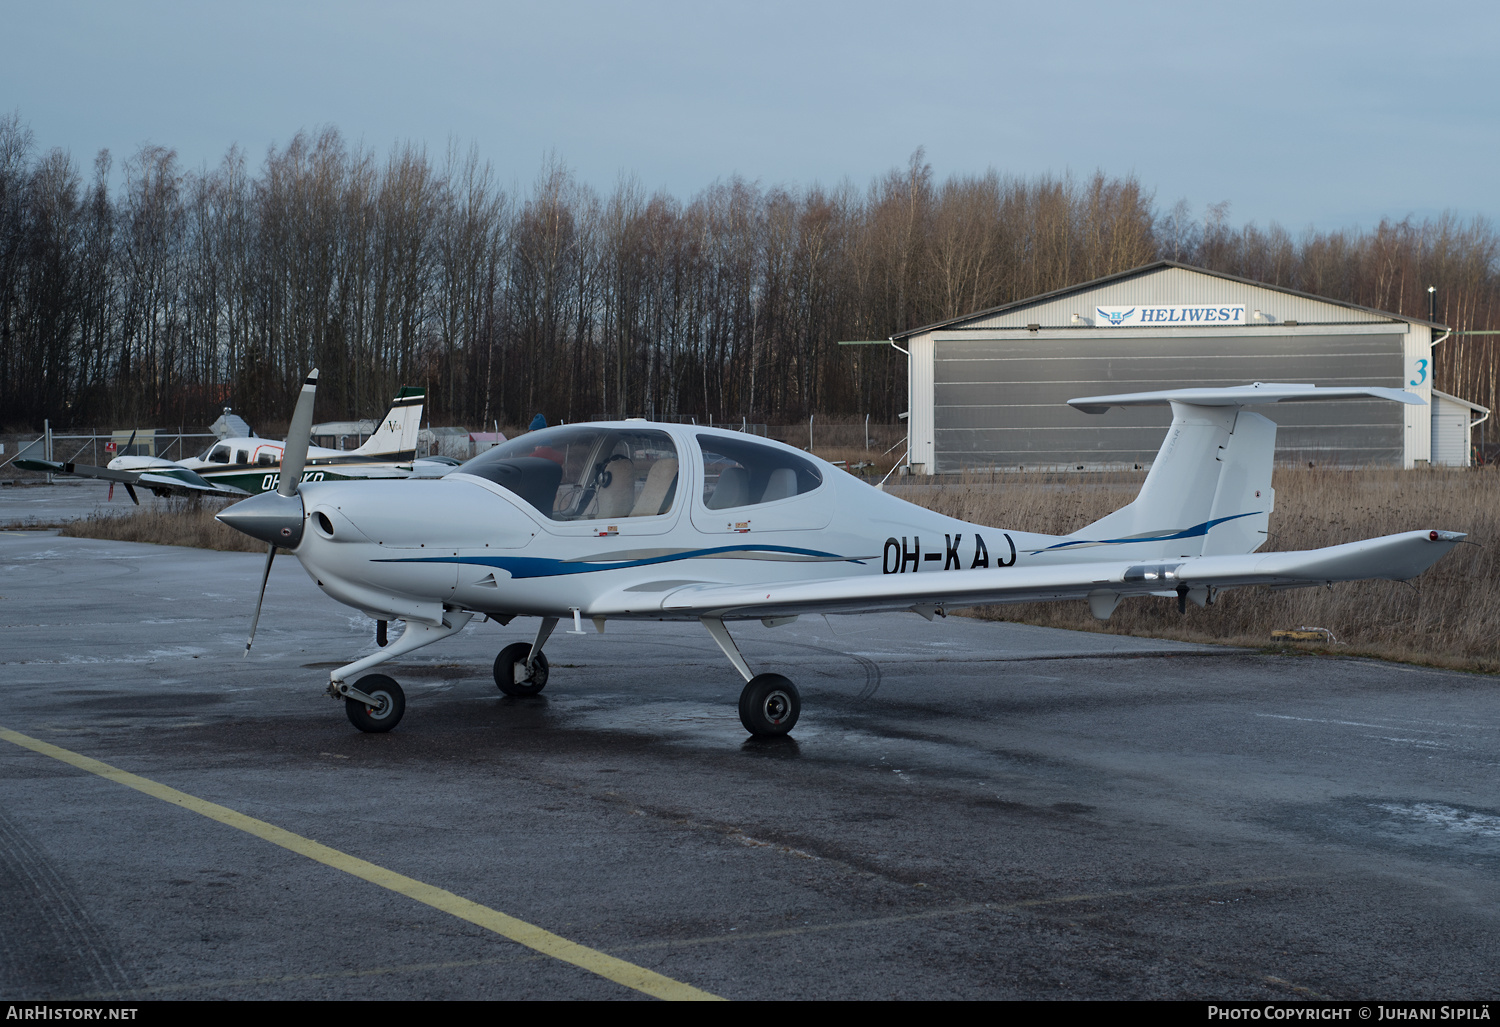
891, 466, 1500, 673
60, 499, 264, 552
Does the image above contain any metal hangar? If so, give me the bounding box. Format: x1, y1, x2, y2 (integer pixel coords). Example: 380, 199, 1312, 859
892, 261, 1478, 473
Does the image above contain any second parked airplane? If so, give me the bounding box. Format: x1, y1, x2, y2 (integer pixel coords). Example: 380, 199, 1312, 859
19, 386, 427, 501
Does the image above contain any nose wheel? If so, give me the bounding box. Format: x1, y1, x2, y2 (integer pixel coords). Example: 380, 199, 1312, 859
494, 642, 549, 696
343, 674, 406, 733
739, 674, 800, 736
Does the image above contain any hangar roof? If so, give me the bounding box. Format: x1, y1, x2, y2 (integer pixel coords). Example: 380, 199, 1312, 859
1432, 388, 1490, 415
893, 260, 1448, 338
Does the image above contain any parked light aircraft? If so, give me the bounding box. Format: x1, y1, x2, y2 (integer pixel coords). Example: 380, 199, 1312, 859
18, 387, 426, 501
216, 371, 1465, 737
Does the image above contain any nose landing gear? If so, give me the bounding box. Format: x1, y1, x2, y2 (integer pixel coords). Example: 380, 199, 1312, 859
336, 675, 406, 732
326, 611, 473, 734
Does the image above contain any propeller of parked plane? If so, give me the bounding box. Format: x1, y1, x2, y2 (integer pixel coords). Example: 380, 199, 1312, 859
233, 369, 319, 655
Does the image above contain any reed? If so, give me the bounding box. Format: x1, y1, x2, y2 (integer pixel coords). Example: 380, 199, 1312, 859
59, 499, 263, 552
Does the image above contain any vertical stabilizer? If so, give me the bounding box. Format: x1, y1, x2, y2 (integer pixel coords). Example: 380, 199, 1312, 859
1073, 402, 1260, 557
1065, 383, 1421, 559
353, 387, 424, 458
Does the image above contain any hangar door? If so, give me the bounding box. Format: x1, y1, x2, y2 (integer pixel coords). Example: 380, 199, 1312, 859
932, 331, 1406, 471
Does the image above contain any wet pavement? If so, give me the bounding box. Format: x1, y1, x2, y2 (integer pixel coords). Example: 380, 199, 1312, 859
1, 532, 1498, 1000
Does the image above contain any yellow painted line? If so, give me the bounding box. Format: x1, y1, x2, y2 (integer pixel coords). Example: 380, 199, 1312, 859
0, 725, 721, 1002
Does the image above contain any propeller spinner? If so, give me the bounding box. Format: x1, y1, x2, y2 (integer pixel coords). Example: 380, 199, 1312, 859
216, 369, 320, 654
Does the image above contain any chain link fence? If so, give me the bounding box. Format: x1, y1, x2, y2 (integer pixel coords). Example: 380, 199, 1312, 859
0, 426, 217, 484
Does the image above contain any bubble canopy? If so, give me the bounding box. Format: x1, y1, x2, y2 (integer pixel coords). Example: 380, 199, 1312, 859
453, 426, 679, 521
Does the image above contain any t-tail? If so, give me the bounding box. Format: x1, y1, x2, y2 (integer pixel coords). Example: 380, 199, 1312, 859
352, 386, 424, 459
1063, 383, 1423, 559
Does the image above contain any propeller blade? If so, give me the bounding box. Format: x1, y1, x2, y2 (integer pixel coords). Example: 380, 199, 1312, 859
124, 483, 139, 505
245, 543, 277, 656
126, 427, 137, 455
277, 369, 319, 497
241, 370, 315, 655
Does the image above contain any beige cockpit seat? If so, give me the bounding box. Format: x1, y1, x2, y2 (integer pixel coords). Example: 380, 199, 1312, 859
594, 455, 636, 517
760, 466, 797, 502
631, 458, 678, 516
707, 466, 749, 509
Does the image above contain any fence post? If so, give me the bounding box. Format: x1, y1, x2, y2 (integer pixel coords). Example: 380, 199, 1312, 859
809, 413, 814, 451
44, 419, 52, 484
865, 413, 869, 451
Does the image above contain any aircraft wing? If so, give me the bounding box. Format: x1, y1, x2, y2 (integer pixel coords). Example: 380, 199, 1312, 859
15, 458, 248, 498
610, 529, 1464, 620
318, 464, 414, 479
136, 469, 249, 496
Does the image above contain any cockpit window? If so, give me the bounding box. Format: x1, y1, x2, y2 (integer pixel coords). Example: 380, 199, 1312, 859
455, 426, 679, 521
697, 434, 822, 510
207, 445, 231, 464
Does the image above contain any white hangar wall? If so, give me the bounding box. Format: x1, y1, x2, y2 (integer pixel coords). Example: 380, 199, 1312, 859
1430, 390, 1489, 468
899, 264, 1441, 473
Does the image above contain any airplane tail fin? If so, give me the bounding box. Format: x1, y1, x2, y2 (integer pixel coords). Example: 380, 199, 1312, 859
352, 386, 424, 458
1066, 384, 1422, 559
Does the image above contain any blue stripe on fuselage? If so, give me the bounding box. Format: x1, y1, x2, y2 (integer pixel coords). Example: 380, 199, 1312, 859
1032, 511, 1261, 552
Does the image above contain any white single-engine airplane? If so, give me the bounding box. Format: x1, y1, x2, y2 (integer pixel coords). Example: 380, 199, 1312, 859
18, 386, 426, 501
217, 370, 1465, 736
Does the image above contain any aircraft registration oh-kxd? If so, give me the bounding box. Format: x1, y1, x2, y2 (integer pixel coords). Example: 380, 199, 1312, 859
217, 370, 1466, 738
16, 386, 427, 501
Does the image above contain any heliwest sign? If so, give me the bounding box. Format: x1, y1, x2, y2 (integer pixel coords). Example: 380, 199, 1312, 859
1095, 305, 1247, 327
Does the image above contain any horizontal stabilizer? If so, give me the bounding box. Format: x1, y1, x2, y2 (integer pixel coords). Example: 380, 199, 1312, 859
1069, 382, 1422, 415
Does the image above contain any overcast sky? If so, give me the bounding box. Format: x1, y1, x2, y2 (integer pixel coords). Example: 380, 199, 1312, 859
5, 0, 1496, 232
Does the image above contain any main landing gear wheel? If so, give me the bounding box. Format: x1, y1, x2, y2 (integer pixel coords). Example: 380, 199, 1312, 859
345, 674, 405, 733
739, 673, 800, 736
494, 642, 549, 696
